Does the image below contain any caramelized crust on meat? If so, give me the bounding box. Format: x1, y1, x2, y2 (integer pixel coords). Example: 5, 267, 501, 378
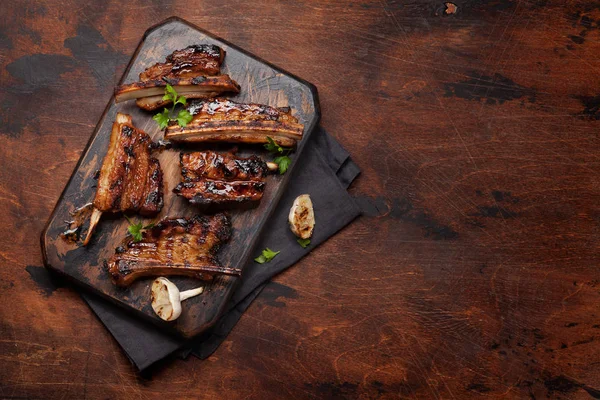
173, 151, 269, 205
186, 99, 300, 123
174, 179, 266, 205
93, 113, 163, 215
164, 99, 304, 146
115, 44, 240, 109
179, 152, 268, 181
115, 75, 240, 103
105, 214, 238, 286
139, 45, 224, 81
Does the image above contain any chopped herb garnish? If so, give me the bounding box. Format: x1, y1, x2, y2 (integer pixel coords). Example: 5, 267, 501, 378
152, 109, 170, 130
125, 216, 154, 242
264, 136, 292, 174
264, 136, 283, 153
273, 155, 291, 174
254, 248, 280, 264
153, 84, 192, 129
297, 238, 311, 248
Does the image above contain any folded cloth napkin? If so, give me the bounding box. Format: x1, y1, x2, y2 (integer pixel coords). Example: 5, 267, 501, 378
81, 127, 361, 371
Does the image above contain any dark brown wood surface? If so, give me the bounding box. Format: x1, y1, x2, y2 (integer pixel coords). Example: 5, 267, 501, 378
41, 18, 319, 338
1, 0, 599, 398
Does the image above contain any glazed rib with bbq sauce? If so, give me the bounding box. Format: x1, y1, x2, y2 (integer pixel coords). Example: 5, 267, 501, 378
114, 44, 240, 110
164, 99, 304, 147
173, 151, 276, 206
83, 113, 164, 245
140, 44, 224, 81
105, 214, 239, 287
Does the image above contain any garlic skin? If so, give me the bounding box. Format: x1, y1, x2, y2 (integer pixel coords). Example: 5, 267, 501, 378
151, 277, 204, 321
288, 194, 315, 239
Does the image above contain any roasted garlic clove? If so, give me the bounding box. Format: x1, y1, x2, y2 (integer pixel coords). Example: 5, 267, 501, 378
151, 277, 204, 321
288, 194, 315, 239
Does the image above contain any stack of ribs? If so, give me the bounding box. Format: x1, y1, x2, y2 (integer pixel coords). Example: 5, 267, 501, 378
115, 44, 240, 110
173, 151, 271, 205
84, 113, 164, 245
106, 214, 239, 286
165, 99, 304, 147
84, 44, 308, 291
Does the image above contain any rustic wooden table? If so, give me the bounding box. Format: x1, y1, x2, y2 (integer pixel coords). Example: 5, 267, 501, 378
1, 0, 599, 398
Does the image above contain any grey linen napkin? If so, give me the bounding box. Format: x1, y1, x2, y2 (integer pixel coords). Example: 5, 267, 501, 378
80, 128, 361, 371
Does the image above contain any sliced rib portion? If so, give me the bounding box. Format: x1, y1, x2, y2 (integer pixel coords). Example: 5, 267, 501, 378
93, 113, 163, 215
106, 214, 237, 287
139, 44, 225, 81
116, 44, 239, 109
174, 179, 266, 205
164, 99, 304, 147
174, 152, 268, 205
179, 151, 268, 181
115, 75, 240, 104
84, 113, 163, 245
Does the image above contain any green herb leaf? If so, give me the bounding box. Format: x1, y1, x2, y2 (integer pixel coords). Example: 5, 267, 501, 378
165, 84, 178, 102
153, 108, 170, 129
154, 84, 192, 129
297, 238, 311, 248
264, 136, 283, 153
125, 216, 144, 242
254, 247, 280, 264
176, 109, 193, 127
273, 155, 291, 174
174, 95, 187, 107
125, 216, 154, 242
264, 136, 293, 174
128, 227, 143, 242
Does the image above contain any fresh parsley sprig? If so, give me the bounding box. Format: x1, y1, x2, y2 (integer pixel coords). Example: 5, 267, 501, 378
254, 248, 280, 264
152, 84, 193, 129
125, 216, 155, 242
264, 136, 283, 153
264, 136, 292, 174
273, 155, 291, 174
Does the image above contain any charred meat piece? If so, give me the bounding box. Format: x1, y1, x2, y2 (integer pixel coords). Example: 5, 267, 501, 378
139, 45, 224, 81
174, 179, 266, 205
179, 152, 268, 181
174, 152, 269, 205
164, 99, 304, 147
94, 113, 163, 215
106, 214, 238, 287
115, 75, 240, 105
83, 113, 164, 245
115, 44, 240, 110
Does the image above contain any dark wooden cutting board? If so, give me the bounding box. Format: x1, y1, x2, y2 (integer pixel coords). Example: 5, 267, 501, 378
41, 17, 319, 338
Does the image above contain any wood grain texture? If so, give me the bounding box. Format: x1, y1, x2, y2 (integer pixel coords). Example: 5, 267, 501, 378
2, 0, 600, 398
40, 18, 318, 338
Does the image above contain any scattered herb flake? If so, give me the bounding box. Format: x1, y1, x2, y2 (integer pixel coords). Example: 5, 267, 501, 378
264, 136, 293, 174
152, 109, 170, 129
254, 248, 280, 264
264, 136, 283, 153
125, 216, 154, 242
176, 109, 193, 127
297, 238, 311, 248
273, 155, 291, 174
